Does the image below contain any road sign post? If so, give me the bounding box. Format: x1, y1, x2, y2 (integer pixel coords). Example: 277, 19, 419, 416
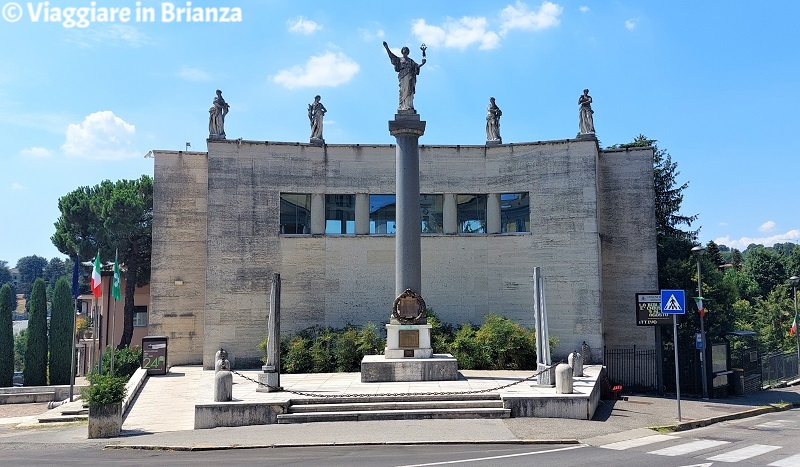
661, 289, 686, 422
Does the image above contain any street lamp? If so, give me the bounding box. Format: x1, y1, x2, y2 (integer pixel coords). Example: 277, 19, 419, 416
791, 276, 799, 377
692, 245, 709, 399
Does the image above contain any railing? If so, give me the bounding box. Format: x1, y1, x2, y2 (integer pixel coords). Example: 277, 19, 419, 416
604, 346, 658, 392
761, 351, 799, 386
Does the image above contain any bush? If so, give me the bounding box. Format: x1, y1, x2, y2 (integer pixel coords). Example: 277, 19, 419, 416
100, 345, 142, 378
475, 314, 537, 370
449, 324, 490, 370
83, 372, 127, 405
426, 309, 454, 354
358, 322, 384, 356
281, 336, 313, 373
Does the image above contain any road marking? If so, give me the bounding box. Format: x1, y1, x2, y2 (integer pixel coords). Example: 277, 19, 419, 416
395, 445, 586, 466
600, 434, 678, 450
706, 444, 781, 462
769, 453, 800, 467
649, 439, 729, 456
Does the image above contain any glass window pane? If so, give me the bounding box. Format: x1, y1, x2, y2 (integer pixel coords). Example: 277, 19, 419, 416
326, 194, 356, 235
501, 193, 530, 233
280, 193, 311, 234
457, 194, 487, 233
133, 306, 148, 327
370, 194, 396, 234
420, 194, 444, 233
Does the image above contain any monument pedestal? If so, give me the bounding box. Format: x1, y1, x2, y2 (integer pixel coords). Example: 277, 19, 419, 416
361, 354, 458, 382
384, 324, 433, 359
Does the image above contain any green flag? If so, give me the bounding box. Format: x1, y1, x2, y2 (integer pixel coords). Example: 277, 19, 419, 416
112, 250, 121, 301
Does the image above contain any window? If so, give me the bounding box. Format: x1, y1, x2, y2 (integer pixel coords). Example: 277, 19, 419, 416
370, 194, 396, 234
325, 194, 356, 234
501, 193, 530, 233
420, 194, 444, 233
133, 306, 148, 327
280, 193, 311, 234
457, 194, 487, 233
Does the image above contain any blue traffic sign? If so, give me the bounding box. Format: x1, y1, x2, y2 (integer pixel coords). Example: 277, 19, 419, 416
661, 289, 685, 315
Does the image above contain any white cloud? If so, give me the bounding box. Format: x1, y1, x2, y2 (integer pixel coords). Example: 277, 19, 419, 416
20, 147, 52, 158
65, 24, 153, 48
625, 19, 638, 30
714, 230, 800, 250
412, 17, 501, 50
272, 52, 360, 89
11, 182, 24, 191
177, 66, 213, 82
500, 1, 563, 35
579, 6, 590, 13
287, 17, 322, 35
759, 221, 777, 233
358, 27, 385, 42
61, 111, 139, 160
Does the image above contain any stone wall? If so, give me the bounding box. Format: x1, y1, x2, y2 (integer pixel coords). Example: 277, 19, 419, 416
151, 151, 208, 365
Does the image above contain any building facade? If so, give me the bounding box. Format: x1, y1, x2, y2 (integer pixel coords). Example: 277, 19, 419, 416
151, 135, 658, 369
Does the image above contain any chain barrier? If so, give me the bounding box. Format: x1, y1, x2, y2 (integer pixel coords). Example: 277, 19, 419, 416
230, 362, 561, 399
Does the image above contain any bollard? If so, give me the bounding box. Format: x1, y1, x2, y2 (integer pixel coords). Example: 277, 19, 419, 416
555, 363, 573, 394
568, 350, 584, 377
214, 356, 232, 402
214, 348, 228, 373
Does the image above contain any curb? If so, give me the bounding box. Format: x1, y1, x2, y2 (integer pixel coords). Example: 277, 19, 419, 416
105, 439, 581, 451
651, 402, 800, 432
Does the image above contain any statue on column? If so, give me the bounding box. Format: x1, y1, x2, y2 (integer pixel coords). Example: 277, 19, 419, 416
485, 97, 502, 143
208, 89, 229, 140
308, 95, 327, 143
578, 89, 595, 135
383, 41, 426, 112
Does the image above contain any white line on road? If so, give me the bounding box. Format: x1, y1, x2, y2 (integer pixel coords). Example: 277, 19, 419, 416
769, 453, 800, 467
395, 445, 587, 467
600, 434, 678, 450
648, 439, 730, 456
706, 444, 781, 462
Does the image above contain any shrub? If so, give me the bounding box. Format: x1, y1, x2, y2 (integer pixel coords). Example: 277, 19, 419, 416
426, 308, 454, 354
358, 322, 384, 356
23, 279, 48, 386
449, 324, 490, 370
333, 327, 362, 372
83, 372, 127, 405
281, 336, 313, 374
310, 328, 336, 373
100, 345, 142, 378
475, 314, 537, 370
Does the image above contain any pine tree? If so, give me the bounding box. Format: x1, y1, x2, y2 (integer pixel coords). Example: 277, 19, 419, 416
0, 284, 13, 387
49, 277, 73, 385
23, 279, 48, 386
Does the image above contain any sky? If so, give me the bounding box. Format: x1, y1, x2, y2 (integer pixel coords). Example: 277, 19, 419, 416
1, 0, 798, 268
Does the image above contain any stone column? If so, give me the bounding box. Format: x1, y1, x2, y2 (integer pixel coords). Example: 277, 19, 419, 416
443, 193, 457, 234
310, 193, 325, 234
355, 193, 370, 235
389, 113, 426, 296
487, 193, 501, 234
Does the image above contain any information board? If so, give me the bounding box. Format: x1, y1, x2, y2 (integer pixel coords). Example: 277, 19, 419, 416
141, 336, 168, 375
636, 293, 672, 326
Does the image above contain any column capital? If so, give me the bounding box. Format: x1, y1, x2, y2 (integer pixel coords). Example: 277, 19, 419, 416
389, 116, 426, 137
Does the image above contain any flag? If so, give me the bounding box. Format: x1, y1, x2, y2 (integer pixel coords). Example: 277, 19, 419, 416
694, 296, 705, 318
791, 313, 798, 337
91, 251, 102, 298
71, 253, 80, 299
112, 250, 121, 301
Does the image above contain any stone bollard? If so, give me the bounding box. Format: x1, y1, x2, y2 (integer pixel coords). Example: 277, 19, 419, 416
568, 350, 584, 377
555, 363, 573, 394
214, 356, 233, 402
581, 341, 592, 365
215, 348, 228, 373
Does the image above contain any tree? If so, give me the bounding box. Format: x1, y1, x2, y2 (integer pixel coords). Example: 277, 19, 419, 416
0, 260, 12, 287
43, 258, 71, 297
52, 176, 153, 348
0, 284, 13, 387
48, 277, 73, 385
23, 279, 48, 386
743, 246, 787, 298
15, 255, 47, 297
786, 246, 800, 278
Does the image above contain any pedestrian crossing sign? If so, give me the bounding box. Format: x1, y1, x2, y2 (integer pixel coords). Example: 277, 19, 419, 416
660, 289, 685, 315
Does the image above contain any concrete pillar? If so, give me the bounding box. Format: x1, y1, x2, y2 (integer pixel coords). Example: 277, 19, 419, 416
569, 350, 584, 377
310, 193, 325, 234
355, 193, 370, 235
443, 193, 457, 234
487, 193, 501, 234
555, 363, 573, 394
389, 114, 426, 296
214, 368, 233, 402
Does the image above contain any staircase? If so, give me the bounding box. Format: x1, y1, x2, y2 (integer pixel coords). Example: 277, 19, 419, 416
276, 393, 509, 424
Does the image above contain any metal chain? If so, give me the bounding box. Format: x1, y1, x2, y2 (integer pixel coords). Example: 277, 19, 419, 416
230, 362, 561, 399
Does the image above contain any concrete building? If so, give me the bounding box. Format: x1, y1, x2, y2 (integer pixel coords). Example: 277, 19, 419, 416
150, 129, 658, 369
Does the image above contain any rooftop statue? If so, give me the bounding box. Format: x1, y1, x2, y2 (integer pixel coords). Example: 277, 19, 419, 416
578, 89, 595, 135
383, 41, 426, 112
486, 97, 502, 143
308, 95, 327, 141
209, 89, 230, 140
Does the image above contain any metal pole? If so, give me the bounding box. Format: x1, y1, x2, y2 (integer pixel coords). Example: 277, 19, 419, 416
794, 282, 799, 377
69, 298, 77, 402
697, 256, 708, 399
673, 314, 681, 422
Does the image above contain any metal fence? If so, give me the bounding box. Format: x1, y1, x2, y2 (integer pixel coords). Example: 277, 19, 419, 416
761, 351, 799, 386
604, 346, 658, 392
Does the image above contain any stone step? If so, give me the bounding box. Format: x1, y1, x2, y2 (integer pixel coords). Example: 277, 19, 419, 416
277, 407, 511, 424
0, 392, 56, 404
288, 393, 501, 405
288, 399, 504, 413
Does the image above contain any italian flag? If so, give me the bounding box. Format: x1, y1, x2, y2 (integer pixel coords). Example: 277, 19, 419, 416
791, 314, 797, 337
91, 251, 102, 298
694, 297, 705, 318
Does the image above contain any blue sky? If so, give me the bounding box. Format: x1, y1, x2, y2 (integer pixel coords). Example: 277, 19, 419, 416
1, 1, 798, 267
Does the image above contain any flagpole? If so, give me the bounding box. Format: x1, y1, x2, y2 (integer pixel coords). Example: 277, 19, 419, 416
69, 254, 80, 401
110, 249, 119, 375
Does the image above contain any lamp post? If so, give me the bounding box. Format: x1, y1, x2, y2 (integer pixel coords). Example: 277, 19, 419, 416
791, 276, 799, 377
692, 245, 708, 399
